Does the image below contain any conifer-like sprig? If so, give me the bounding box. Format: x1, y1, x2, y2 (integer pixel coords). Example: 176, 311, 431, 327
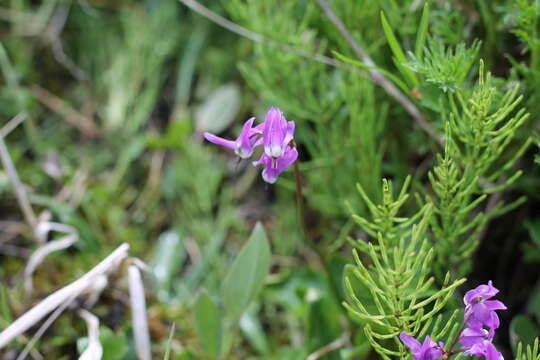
516, 338, 540, 360
345, 179, 465, 360
426, 60, 532, 279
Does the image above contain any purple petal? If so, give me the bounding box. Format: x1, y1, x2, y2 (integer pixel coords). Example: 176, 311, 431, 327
459, 327, 488, 347
484, 300, 507, 311
204, 132, 236, 150
485, 342, 503, 360
263, 107, 286, 157
235, 117, 256, 158
400, 332, 420, 352
465, 281, 499, 304
283, 121, 295, 146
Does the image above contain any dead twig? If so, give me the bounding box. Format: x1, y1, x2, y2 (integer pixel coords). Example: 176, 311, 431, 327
0, 112, 27, 138
0, 243, 130, 348
177, 0, 344, 68
30, 85, 99, 138
0, 134, 38, 230
306, 333, 349, 360
128, 265, 151, 360
314, 0, 444, 146
24, 220, 78, 296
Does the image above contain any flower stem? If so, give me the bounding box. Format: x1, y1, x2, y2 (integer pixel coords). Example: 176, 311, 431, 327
293, 159, 342, 303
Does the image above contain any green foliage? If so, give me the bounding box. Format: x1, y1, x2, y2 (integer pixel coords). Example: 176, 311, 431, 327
194, 291, 222, 359
425, 61, 531, 279
516, 338, 540, 360
345, 179, 465, 359
221, 222, 271, 322
407, 38, 481, 92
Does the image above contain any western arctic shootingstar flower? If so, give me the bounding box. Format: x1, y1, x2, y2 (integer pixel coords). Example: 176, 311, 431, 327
203, 107, 297, 184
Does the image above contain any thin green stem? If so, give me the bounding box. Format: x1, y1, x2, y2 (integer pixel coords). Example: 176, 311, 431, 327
293, 158, 342, 303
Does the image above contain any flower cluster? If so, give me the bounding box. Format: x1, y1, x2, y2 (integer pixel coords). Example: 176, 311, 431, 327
400, 281, 506, 360
203, 107, 297, 184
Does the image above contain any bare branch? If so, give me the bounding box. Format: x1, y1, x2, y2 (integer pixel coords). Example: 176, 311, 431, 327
78, 310, 103, 360
314, 0, 444, 146
128, 265, 151, 360
0, 243, 130, 349
177, 0, 344, 68
0, 135, 38, 230
0, 112, 27, 138
30, 85, 99, 138
24, 220, 78, 296
307, 333, 349, 360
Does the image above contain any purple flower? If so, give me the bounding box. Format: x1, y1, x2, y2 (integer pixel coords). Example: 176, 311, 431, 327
464, 281, 507, 334
253, 145, 298, 184
204, 117, 261, 159
464, 340, 504, 360
262, 107, 295, 158
203, 107, 297, 184
458, 327, 490, 348
399, 333, 443, 360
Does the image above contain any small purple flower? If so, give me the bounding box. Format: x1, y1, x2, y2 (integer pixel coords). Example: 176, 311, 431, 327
262, 107, 295, 158
204, 117, 261, 159
399, 333, 443, 360
464, 281, 507, 334
458, 327, 490, 348
464, 340, 504, 360
253, 145, 298, 184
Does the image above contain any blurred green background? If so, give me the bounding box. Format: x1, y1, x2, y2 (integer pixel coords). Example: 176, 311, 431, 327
1, 0, 540, 359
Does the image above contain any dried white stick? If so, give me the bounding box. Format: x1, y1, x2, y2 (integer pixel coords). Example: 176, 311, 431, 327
24, 221, 78, 296
0, 243, 130, 349
128, 265, 151, 360
0, 112, 27, 138
0, 135, 37, 230
78, 310, 103, 360
16, 293, 77, 360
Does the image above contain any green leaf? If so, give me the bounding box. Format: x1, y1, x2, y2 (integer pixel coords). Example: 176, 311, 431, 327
380, 11, 418, 86
510, 315, 539, 353
195, 83, 241, 134
305, 288, 342, 359
0, 284, 13, 324
415, 3, 430, 59
150, 230, 186, 301
239, 304, 270, 354
222, 222, 271, 321
163, 323, 176, 360
527, 286, 540, 324
193, 291, 222, 359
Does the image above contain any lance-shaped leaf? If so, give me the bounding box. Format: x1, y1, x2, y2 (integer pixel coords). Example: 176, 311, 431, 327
222, 222, 271, 321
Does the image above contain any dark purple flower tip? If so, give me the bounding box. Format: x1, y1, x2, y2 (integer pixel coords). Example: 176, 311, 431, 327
399, 332, 443, 360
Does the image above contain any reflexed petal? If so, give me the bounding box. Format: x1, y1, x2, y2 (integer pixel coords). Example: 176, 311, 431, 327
283, 121, 295, 146
235, 117, 256, 158
459, 327, 488, 347
204, 132, 236, 150
484, 300, 507, 311
263, 107, 286, 157
399, 332, 420, 351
